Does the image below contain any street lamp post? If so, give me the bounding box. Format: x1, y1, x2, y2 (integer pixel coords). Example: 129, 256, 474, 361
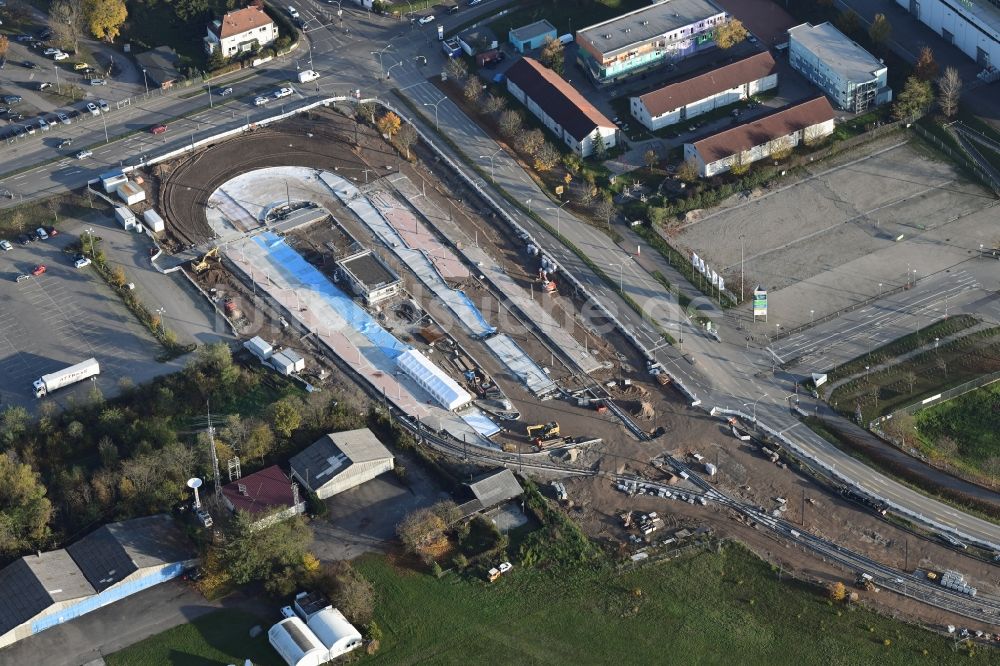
85, 227, 95, 256
386, 60, 403, 80
479, 148, 503, 182
142, 68, 149, 97
155, 307, 166, 335
545, 201, 568, 236
744, 392, 768, 430
423, 95, 447, 130
609, 262, 624, 292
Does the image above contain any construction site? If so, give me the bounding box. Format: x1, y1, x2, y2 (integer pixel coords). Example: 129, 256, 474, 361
123, 105, 1000, 634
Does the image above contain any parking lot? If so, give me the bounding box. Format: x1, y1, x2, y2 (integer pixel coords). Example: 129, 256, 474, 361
0, 228, 170, 410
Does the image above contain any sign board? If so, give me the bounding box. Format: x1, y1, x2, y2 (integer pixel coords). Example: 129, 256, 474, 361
811, 373, 828, 387
438, 25, 444, 41
555, 185, 564, 196
752, 286, 767, 318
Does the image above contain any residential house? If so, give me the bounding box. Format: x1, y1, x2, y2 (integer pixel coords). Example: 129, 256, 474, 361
205, 5, 278, 57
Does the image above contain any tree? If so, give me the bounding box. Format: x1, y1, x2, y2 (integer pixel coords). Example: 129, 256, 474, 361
395, 123, 418, 159
828, 581, 847, 601
516, 128, 545, 156
50, 0, 85, 51
644, 149, 658, 170
445, 57, 468, 81
539, 36, 565, 75
110, 266, 127, 288
834, 9, 860, 37
0, 35, 8, 60
314, 561, 375, 625
219, 511, 313, 586
269, 398, 302, 438
715, 19, 748, 49
937, 67, 962, 118
868, 13, 892, 51
533, 141, 560, 172
480, 93, 506, 116
397, 500, 458, 555
0, 452, 53, 556
593, 192, 615, 228
592, 132, 607, 159
83, 0, 127, 42
729, 150, 751, 176
498, 109, 522, 138
244, 421, 276, 463
768, 135, 793, 161
376, 111, 401, 137
463, 76, 483, 104
1, 405, 30, 444
892, 76, 933, 121
357, 101, 376, 124
914, 47, 939, 81
676, 158, 700, 182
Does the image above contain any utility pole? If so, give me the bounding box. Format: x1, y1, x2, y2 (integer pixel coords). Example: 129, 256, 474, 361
207, 402, 221, 498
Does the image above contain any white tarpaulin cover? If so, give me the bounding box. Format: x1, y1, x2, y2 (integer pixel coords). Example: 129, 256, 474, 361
396, 349, 473, 411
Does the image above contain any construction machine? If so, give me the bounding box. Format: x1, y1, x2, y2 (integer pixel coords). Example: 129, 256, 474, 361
191, 247, 220, 274
526, 422, 559, 438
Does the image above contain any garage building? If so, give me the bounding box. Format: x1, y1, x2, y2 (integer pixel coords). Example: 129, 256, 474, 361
268, 617, 328, 666
290, 428, 395, 500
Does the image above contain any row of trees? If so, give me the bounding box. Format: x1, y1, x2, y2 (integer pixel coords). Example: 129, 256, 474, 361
49, 0, 128, 48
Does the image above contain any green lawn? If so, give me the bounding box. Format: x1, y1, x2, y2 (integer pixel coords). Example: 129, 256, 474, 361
916, 381, 1000, 477
355, 546, 994, 665
105, 609, 280, 666
120, 1, 207, 66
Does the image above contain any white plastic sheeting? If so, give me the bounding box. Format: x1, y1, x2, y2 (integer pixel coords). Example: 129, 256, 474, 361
396, 349, 472, 411
461, 408, 502, 438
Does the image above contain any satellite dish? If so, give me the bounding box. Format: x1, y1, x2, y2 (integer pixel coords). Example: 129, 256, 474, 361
187, 478, 203, 489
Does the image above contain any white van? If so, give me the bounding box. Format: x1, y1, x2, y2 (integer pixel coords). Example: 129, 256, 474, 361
297, 69, 319, 83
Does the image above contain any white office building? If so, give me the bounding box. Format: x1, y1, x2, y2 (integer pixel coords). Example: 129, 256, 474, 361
788, 22, 892, 112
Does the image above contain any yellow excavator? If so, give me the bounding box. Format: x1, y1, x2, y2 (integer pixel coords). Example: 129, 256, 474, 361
526, 422, 560, 438
191, 247, 220, 274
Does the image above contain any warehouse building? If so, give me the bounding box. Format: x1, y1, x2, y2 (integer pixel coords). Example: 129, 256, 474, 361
458, 468, 524, 517
290, 428, 395, 500
892, 0, 999, 68
631, 52, 778, 130
396, 348, 473, 410
576, 0, 728, 84
788, 22, 891, 112
509, 19, 558, 53
506, 57, 617, 157
683, 96, 836, 177
222, 465, 306, 528
0, 515, 196, 649
336, 250, 401, 305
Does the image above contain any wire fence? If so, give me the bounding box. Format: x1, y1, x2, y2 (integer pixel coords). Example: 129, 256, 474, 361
884, 370, 1000, 418
912, 123, 1000, 194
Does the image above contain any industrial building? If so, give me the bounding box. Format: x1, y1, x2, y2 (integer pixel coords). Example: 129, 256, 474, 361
290, 428, 395, 500
396, 348, 473, 410
892, 0, 999, 68
336, 250, 401, 305
631, 52, 779, 130
0, 515, 195, 649
509, 19, 558, 53
458, 468, 524, 517
788, 22, 892, 112
576, 0, 728, 84
458, 26, 499, 56
683, 96, 836, 177
221, 465, 306, 527
506, 57, 617, 157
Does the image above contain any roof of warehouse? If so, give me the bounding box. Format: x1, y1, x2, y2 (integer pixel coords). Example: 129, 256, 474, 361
222, 465, 298, 515
636, 52, 777, 116
788, 22, 886, 83
577, 0, 724, 57
688, 96, 835, 163
466, 468, 523, 509
338, 251, 399, 289
67, 515, 195, 592
0, 550, 95, 635
510, 19, 557, 42
396, 348, 472, 411
290, 429, 393, 492
505, 57, 614, 141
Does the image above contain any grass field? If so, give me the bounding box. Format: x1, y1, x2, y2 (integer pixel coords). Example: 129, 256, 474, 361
915, 382, 1000, 479
355, 546, 993, 665
105, 609, 280, 666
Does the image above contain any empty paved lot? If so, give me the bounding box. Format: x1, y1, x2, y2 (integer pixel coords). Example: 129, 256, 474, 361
676, 140, 998, 328
0, 231, 170, 410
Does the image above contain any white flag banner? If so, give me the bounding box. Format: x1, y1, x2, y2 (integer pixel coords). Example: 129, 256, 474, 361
699, 258, 707, 274
691, 252, 700, 268
718, 276, 725, 292
711, 270, 719, 286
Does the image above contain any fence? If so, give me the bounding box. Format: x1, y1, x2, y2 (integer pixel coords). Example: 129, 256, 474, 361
912, 123, 1000, 195
885, 370, 1000, 418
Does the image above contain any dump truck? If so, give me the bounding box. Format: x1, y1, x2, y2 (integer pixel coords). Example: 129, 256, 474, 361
33, 357, 100, 398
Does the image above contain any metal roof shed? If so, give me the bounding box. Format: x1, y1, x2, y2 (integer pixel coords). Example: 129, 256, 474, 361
395, 348, 472, 411
290, 429, 394, 500
244, 336, 274, 361
268, 617, 329, 666
306, 607, 363, 659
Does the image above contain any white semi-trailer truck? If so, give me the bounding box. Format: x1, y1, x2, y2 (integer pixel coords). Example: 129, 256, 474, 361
33, 358, 100, 398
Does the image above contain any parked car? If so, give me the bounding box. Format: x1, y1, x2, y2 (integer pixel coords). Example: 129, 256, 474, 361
31, 264, 46, 276
57, 112, 71, 125
89, 78, 107, 86
59, 138, 72, 148
74, 256, 92, 268
150, 123, 168, 134
52, 52, 69, 61
43, 47, 60, 56
418, 14, 435, 24
37, 82, 51, 90
97, 99, 109, 112
73, 62, 91, 70
22, 60, 37, 69
46, 227, 58, 237
18, 234, 32, 245
2, 95, 22, 105
0, 239, 12, 251
35, 228, 48, 240
196, 509, 213, 527
75, 149, 93, 159
253, 95, 269, 106
219, 87, 233, 96
280, 606, 296, 619
86, 102, 99, 116
273, 87, 294, 99
15, 274, 30, 283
